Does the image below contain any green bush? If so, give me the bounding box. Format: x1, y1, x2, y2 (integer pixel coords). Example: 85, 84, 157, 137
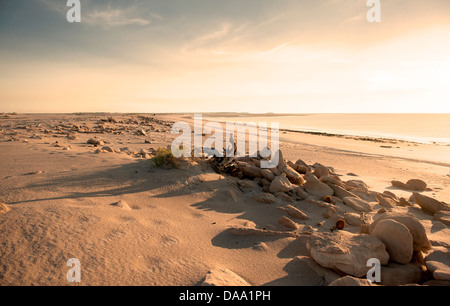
153, 147, 177, 168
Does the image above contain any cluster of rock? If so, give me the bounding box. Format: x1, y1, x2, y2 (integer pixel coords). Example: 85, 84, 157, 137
209, 148, 450, 286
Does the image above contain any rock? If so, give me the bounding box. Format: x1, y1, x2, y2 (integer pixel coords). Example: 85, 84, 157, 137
275, 149, 286, 170
306, 231, 389, 277
379, 263, 424, 286
240, 165, 263, 178
376, 194, 396, 208
279, 216, 298, 230
136, 128, 147, 136
102, 146, 115, 153
343, 197, 372, 213
269, 173, 294, 193
322, 207, 337, 219
313, 164, 330, 179
320, 176, 344, 187
111, 200, 132, 210
261, 169, 275, 181
345, 180, 368, 189
282, 165, 304, 184
0, 202, 11, 215
274, 192, 295, 204
87, 138, 104, 146
303, 173, 334, 199
202, 268, 250, 286
327, 183, 359, 200
252, 193, 277, 204
406, 179, 427, 191
398, 197, 413, 207
383, 191, 399, 201
434, 211, 450, 227
368, 212, 432, 252
344, 212, 372, 226
391, 180, 410, 190
293, 187, 309, 200
371, 219, 413, 264
413, 192, 450, 215
425, 247, 450, 281
278, 205, 309, 220
423, 280, 450, 286
329, 276, 376, 286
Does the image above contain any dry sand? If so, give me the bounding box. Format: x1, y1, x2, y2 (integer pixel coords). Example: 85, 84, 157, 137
0, 113, 449, 286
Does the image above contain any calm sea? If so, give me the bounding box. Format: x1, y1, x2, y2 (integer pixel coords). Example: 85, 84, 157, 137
204, 114, 450, 145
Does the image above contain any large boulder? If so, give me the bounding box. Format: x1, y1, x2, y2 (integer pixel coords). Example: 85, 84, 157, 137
371, 219, 413, 264
369, 212, 432, 252
343, 197, 373, 213
413, 193, 450, 215
306, 231, 389, 277
282, 165, 304, 184
303, 173, 334, 199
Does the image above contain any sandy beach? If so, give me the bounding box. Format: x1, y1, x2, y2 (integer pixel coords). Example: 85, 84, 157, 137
1, 112, 449, 286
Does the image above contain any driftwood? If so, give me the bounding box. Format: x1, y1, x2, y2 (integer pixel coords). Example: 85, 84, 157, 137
227, 226, 299, 238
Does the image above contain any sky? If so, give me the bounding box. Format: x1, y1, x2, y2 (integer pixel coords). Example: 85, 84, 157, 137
0, 0, 450, 113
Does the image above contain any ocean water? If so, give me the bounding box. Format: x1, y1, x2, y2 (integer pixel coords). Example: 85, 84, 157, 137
204, 114, 450, 145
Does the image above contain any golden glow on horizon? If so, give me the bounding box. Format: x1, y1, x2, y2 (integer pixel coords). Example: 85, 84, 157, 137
1, 1, 449, 113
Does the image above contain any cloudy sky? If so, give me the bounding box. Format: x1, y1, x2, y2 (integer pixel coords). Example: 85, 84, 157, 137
1, 0, 450, 113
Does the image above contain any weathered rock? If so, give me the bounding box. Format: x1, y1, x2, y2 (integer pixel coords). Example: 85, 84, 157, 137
371, 219, 413, 264
369, 212, 432, 252
278, 205, 309, 220
376, 194, 396, 208
0, 202, 11, 215
406, 179, 427, 191
136, 128, 147, 136
238, 179, 260, 190
434, 211, 450, 227
261, 169, 275, 181
322, 207, 337, 219
383, 191, 399, 201
269, 173, 294, 193
345, 180, 369, 190
241, 165, 263, 178
391, 180, 411, 190
252, 193, 277, 204
102, 146, 115, 153
329, 276, 376, 286
343, 197, 372, 213
87, 138, 104, 146
293, 256, 340, 285
413, 192, 450, 215
313, 164, 330, 179
320, 176, 344, 188
293, 187, 309, 200
380, 263, 424, 286
398, 197, 413, 207
425, 247, 450, 281
274, 192, 295, 204
344, 212, 372, 226
306, 231, 389, 277
279, 216, 298, 230
327, 183, 359, 200
303, 173, 334, 199
202, 268, 250, 286
282, 165, 304, 184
